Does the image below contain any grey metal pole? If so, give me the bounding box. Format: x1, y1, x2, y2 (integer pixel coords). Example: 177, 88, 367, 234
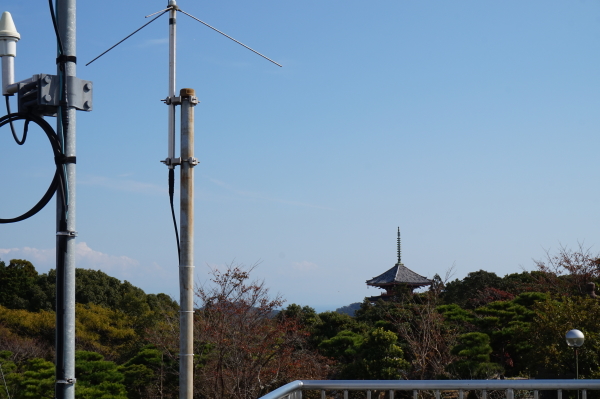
55, 0, 76, 398
576, 349, 580, 399
179, 88, 197, 399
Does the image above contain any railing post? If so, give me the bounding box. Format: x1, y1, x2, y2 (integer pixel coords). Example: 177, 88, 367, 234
459, 390, 464, 399
506, 389, 514, 399
413, 390, 418, 399
483, 390, 487, 399
534, 391, 538, 399
582, 390, 587, 399
389, 390, 394, 399
558, 390, 562, 399
367, 390, 371, 399
344, 391, 348, 399
321, 390, 326, 399
435, 390, 440, 399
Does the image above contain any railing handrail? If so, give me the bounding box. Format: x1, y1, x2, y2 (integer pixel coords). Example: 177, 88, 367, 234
260, 381, 304, 399
260, 379, 600, 399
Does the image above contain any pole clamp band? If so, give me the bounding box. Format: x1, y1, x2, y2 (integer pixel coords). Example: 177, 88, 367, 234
56, 155, 77, 164
56, 231, 78, 237
161, 158, 199, 167
162, 96, 181, 105
56, 378, 76, 384
56, 55, 77, 64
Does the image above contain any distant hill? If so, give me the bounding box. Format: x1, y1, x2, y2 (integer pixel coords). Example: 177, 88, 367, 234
335, 302, 361, 317
0, 258, 177, 313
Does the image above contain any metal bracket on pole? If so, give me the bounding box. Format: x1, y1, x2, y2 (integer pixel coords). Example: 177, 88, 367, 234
15, 74, 92, 115
185, 157, 198, 166
160, 157, 198, 167
162, 95, 199, 106
162, 157, 181, 166
56, 231, 78, 237
56, 378, 76, 385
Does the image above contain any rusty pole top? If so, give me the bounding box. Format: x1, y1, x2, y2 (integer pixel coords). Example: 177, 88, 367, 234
180, 88, 195, 98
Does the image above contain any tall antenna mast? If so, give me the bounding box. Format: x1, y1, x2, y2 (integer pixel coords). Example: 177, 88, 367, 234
167, 0, 176, 169
86, 3, 281, 398
397, 227, 401, 264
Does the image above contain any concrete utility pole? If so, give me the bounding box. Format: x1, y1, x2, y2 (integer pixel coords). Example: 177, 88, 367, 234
82, 3, 279, 397
179, 87, 198, 399
55, 0, 77, 398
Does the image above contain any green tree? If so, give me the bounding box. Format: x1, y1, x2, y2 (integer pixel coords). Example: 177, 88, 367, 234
312, 310, 367, 345
75, 351, 127, 399
119, 345, 167, 399
0, 351, 18, 399
525, 296, 600, 379
448, 332, 503, 379
319, 327, 409, 379
474, 292, 548, 376
279, 304, 321, 330
0, 259, 41, 311
18, 358, 55, 398
443, 270, 504, 309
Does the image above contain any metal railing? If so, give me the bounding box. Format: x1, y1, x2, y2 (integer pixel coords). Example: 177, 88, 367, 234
259, 380, 600, 399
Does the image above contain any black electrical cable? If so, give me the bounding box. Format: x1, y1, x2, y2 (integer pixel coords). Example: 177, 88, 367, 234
0, 109, 65, 224
169, 169, 181, 263
48, 0, 70, 141
5, 95, 29, 145
48, 0, 64, 55
48, 0, 71, 221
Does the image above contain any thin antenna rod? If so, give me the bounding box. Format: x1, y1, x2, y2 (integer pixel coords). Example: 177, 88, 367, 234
397, 227, 401, 264
167, 4, 176, 166
85, 10, 169, 66
146, 7, 170, 18
177, 9, 282, 67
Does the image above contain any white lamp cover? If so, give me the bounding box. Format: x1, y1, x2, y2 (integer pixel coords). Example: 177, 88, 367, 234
566, 329, 585, 347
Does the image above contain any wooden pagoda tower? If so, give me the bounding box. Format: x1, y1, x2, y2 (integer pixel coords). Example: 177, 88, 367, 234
366, 228, 432, 301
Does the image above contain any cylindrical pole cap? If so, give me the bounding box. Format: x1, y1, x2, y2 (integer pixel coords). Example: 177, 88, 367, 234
180, 88, 195, 98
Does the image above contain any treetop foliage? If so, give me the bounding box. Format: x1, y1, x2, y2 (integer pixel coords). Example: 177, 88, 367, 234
2, 245, 600, 398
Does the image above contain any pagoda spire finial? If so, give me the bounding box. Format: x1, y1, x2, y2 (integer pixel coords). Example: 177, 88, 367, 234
397, 227, 401, 264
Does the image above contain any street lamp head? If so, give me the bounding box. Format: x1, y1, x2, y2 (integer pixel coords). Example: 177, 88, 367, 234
566, 329, 585, 347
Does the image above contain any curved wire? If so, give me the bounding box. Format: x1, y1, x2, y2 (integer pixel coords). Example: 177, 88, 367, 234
48, 0, 64, 55
0, 112, 65, 224
4, 95, 28, 145
169, 169, 181, 263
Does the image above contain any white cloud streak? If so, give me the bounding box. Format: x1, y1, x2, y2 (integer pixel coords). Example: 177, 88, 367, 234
0, 243, 168, 283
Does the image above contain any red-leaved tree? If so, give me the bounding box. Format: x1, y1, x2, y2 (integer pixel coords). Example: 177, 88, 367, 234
194, 264, 328, 399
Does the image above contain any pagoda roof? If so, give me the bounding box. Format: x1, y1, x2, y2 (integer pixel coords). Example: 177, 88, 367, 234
366, 263, 432, 287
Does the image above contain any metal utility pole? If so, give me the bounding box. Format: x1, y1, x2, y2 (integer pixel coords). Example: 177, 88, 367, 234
55, 0, 77, 398
179, 87, 198, 399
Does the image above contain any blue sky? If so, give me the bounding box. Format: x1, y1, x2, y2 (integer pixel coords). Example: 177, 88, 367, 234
2, 0, 600, 312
